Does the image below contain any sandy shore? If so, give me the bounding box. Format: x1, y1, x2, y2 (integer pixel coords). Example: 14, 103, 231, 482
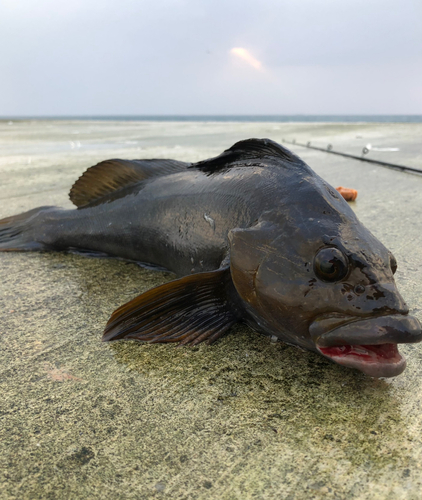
1, 120, 422, 499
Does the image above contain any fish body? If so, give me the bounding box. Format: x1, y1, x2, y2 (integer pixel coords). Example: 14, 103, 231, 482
1, 139, 420, 377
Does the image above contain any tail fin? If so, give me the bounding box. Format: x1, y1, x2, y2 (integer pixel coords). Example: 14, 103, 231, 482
0, 207, 56, 251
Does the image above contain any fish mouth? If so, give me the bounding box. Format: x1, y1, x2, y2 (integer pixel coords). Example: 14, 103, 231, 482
309, 313, 422, 378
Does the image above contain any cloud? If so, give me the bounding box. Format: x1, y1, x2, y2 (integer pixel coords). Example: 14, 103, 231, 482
1, 0, 421, 114
230, 47, 262, 70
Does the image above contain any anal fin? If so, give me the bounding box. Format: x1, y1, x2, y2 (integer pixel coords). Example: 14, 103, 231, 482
102, 267, 240, 346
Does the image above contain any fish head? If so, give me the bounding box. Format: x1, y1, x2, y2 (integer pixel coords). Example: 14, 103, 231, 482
229, 212, 421, 378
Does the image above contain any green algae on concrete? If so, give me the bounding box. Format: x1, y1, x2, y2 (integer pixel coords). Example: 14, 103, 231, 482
1, 120, 422, 499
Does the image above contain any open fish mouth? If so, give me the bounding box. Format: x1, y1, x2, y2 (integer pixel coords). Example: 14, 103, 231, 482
317, 343, 406, 378
309, 313, 422, 378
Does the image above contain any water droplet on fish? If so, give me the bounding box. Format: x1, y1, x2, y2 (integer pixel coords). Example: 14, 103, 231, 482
203, 213, 215, 230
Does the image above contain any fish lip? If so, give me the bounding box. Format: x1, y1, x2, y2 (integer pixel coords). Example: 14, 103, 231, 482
310, 313, 422, 347
309, 313, 422, 378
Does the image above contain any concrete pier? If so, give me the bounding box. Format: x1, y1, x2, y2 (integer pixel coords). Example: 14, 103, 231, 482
1, 120, 422, 499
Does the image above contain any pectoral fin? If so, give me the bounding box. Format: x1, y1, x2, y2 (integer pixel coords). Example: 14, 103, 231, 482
102, 267, 240, 346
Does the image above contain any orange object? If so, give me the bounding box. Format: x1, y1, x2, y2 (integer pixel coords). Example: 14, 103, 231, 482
336, 186, 358, 201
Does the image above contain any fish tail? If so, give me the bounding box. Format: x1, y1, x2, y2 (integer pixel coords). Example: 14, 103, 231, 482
0, 206, 57, 251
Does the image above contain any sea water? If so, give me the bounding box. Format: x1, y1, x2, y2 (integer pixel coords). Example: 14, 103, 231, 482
2, 114, 422, 123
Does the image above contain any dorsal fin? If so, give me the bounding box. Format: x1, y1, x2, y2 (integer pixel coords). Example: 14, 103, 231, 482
191, 138, 301, 174
69, 158, 190, 208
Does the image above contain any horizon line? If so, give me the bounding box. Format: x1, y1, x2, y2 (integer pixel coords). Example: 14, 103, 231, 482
2, 113, 422, 118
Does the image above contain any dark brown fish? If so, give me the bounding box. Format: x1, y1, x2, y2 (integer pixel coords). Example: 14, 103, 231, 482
0, 139, 420, 377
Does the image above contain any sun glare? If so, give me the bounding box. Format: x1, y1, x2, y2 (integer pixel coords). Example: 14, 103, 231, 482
230, 47, 262, 70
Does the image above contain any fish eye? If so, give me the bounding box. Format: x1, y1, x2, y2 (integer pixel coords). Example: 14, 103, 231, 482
390, 254, 397, 275
314, 247, 349, 283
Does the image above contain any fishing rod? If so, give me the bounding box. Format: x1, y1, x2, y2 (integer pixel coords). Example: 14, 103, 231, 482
281, 139, 422, 176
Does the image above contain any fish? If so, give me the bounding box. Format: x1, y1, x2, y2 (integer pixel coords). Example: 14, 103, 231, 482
0, 138, 420, 378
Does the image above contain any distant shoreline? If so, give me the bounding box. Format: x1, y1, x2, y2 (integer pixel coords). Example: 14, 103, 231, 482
1, 115, 422, 124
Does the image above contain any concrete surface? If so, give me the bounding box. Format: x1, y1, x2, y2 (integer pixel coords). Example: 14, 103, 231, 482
1, 119, 422, 499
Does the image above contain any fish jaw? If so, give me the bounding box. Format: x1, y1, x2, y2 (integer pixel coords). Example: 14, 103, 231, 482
309, 313, 422, 378
317, 343, 406, 378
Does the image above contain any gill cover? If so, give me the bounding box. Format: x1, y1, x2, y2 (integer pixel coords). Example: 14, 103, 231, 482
228, 220, 275, 309
229, 219, 319, 348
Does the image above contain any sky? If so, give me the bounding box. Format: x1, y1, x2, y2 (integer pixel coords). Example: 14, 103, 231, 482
1, 0, 421, 116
